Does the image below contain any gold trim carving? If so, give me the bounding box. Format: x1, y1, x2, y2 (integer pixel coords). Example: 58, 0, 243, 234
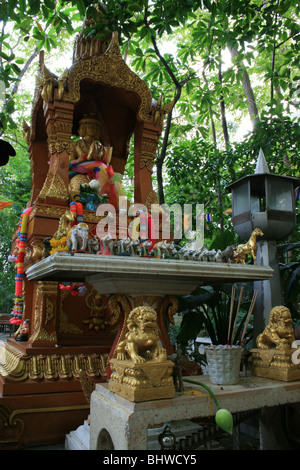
38, 172, 68, 201
65, 32, 153, 122
143, 189, 159, 211
0, 340, 108, 382
140, 133, 160, 173
45, 298, 54, 324
53, 139, 73, 155
133, 296, 158, 308
30, 327, 57, 343
83, 290, 113, 333
32, 205, 67, 219
140, 155, 155, 173
158, 295, 178, 325
107, 294, 131, 334
29, 282, 59, 343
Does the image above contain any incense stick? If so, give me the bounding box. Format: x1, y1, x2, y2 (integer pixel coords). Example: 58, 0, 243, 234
239, 289, 258, 346
230, 286, 244, 347
227, 286, 236, 346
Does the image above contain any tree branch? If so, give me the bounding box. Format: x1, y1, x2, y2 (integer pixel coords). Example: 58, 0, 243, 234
229, 47, 260, 129
11, 46, 39, 96
218, 47, 229, 148
202, 69, 217, 147
2, 46, 39, 114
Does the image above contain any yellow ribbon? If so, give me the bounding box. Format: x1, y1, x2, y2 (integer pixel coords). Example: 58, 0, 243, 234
183, 390, 211, 417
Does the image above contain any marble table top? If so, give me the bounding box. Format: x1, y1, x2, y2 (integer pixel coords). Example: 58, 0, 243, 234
26, 252, 274, 295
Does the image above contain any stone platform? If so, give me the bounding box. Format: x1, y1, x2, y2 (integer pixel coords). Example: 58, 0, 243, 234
90, 374, 300, 450
26, 252, 274, 295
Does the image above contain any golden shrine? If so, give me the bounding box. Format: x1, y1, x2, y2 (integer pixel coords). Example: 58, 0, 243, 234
0, 20, 173, 449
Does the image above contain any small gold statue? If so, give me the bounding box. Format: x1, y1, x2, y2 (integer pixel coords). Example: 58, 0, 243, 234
68, 114, 122, 208
256, 305, 295, 350
251, 306, 300, 381
115, 307, 167, 363
233, 227, 264, 265
69, 114, 111, 163
49, 209, 75, 254
109, 306, 175, 402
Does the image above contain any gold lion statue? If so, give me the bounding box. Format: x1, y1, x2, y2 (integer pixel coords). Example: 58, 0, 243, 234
116, 307, 167, 363
256, 306, 295, 350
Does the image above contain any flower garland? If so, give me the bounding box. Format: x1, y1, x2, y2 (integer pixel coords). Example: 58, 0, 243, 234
50, 236, 69, 254
59, 283, 87, 296
69, 201, 84, 224
10, 207, 32, 325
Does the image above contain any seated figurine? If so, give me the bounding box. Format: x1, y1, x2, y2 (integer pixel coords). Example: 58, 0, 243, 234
256, 306, 295, 350
16, 319, 30, 342
68, 114, 122, 209
116, 306, 167, 363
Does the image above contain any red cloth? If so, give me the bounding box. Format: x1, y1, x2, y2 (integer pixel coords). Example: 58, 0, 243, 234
101, 164, 118, 208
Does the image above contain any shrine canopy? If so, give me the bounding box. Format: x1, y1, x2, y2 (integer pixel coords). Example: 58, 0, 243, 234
27, 17, 173, 208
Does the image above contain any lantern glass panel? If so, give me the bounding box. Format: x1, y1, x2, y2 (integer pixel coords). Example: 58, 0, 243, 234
233, 181, 249, 215
250, 196, 260, 212
267, 179, 293, 211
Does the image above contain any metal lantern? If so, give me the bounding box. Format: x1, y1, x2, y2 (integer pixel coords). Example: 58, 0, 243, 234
226, 149, 300, 241
227, 148, 300, 337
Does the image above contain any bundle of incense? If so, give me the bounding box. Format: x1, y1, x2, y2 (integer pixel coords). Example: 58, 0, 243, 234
230, 286, 244, 347
227, 285, 236, 346
239, 289, 258, 345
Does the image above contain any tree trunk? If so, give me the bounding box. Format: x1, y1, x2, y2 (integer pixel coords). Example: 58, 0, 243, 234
202, 71, 217, 147
150, 33, 192, 205
1, 46, 39, 115
229, 47, 260, 130
156, 86, 181, 205
218, 48, 230, 148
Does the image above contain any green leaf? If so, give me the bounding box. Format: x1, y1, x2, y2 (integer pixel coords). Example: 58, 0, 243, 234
19, 0, 26, 13
28, 0, 41, 15
44, 0, 55, 9
76, 0, 87, 17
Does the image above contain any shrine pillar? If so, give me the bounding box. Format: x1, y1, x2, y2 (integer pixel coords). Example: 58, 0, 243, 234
36, 93, 74, 207
134, 121, 162, 207
28, 280, 59, 347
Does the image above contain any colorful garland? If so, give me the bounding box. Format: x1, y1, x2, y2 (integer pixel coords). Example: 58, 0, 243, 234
70, 201, 84, 224
69, 158, 120, 209
59, 283, 87, 296
10, 207, 32, 325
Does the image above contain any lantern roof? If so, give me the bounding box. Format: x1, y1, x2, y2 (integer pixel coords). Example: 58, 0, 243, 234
255, 148, 270, 174
226, 148, 300, 192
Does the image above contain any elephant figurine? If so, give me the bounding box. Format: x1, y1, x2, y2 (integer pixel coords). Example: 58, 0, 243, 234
87, 236, 100, 254
67, 223, 89, 252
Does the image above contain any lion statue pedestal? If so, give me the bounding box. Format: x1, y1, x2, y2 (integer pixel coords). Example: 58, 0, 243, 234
109, 306, 175, 402
251, 306, 300, 381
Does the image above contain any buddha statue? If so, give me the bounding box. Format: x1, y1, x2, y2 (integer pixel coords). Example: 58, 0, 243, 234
68, 115, 122, 208
69, 115, 111, 163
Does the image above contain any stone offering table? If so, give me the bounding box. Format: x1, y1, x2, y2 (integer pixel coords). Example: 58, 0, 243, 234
25, 252, 274, 295
90, 375, 300, 450
24, 252, 276, 449
26, 251, 274, 364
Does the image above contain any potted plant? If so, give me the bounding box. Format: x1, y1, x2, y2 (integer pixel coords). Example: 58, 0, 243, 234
176, 284, 257, 385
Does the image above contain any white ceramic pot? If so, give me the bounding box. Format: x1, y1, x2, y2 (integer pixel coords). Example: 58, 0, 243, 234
205, 345, 242, 385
